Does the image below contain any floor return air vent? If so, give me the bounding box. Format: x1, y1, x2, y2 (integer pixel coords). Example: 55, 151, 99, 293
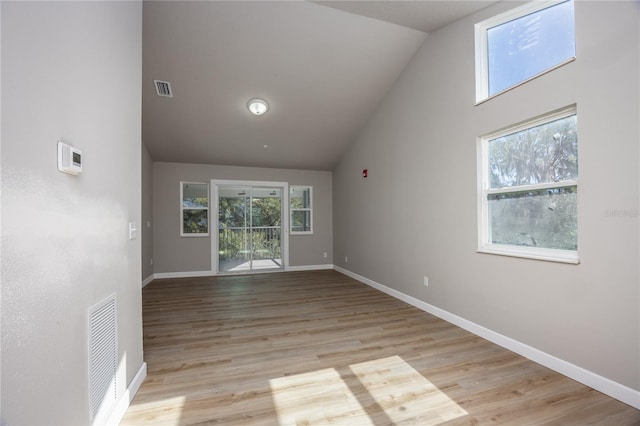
88, 293, 118, 423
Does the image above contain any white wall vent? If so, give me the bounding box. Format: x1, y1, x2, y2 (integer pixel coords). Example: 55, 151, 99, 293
88, 293, 118, 424
154, 80, 173, 97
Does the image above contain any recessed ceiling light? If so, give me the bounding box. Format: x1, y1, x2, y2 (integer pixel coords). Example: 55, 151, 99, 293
248, 98, 268, 116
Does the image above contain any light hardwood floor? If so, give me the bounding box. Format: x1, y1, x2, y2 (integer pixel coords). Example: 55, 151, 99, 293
121, 270, 640, 425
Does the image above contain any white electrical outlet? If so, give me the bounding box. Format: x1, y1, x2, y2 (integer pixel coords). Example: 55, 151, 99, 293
345, 256, 348, 263
424, 276, 429, 287
323, 252, 328, 258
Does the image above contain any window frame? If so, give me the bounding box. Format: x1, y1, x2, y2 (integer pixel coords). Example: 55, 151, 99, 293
180, 181, 210, 237
477, 106, 579, 264
474, 0, 576, 104
290, 185, 313, 235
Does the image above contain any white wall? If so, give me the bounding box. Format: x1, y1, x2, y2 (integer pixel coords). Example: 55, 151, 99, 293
0, 3, 3, 419
1, 2, 144, 424
153, 162, 333, 274
142, 143, 154, 282
333, 0, 639, 392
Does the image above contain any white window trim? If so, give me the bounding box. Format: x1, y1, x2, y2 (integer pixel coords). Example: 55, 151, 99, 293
290, 185, 313, 235
474, 0, 576, 104
180, 181, 209, 237
477, 106, 579, 264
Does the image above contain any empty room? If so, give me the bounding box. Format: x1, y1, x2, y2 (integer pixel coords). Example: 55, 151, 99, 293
1, 0, 639, 425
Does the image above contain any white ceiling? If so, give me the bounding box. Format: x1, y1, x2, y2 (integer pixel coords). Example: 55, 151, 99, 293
143, 1, 497, 171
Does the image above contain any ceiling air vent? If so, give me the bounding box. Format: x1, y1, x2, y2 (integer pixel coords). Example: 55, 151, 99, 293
154, 80, 173, 97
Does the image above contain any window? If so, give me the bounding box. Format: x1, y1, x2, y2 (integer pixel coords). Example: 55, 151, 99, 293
181, 182, 209, 236
290, 186, 312, 234
478, 106, 578, 263
475, 0, 575, 103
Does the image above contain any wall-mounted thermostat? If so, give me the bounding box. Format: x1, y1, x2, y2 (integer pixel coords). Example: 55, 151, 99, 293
57, 141, 82, 175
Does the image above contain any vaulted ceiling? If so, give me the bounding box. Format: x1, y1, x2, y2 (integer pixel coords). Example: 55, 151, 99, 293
142, 1, 497, 171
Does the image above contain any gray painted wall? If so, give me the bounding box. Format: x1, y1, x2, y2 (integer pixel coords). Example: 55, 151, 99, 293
153, 162, 333, 273
333, 1, 639, 390
1, 2, 144, 424
142, 143, 154, 281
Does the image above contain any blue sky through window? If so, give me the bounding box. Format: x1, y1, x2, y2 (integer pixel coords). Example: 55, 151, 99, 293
487, 0, 575, 96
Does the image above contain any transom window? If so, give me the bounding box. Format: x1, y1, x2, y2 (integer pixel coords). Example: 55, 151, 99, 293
290, 186, 313, 234
181, 182, 209, 236
477, 106, 578, 263
475, 0, 576, 103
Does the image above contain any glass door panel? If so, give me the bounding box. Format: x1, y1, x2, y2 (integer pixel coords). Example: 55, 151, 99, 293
251, 187, 282, 270
217, 185, 283, 273
218, 186, 251, 273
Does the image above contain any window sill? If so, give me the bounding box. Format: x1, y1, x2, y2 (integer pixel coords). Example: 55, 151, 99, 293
475, 56, 576, 106
478, 244, 579, 264
180, 233, 210, 237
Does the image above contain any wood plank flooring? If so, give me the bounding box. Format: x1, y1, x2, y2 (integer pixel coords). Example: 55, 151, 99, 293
121, 270, 640, 425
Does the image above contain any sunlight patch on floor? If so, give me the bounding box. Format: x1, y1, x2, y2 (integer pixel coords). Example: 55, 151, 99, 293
123, 395, 186, 426
271, 366, 372, 425
270, 355, 467, 425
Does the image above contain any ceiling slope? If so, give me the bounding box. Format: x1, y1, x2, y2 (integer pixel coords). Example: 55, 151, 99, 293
142, 1, 494, 170
313, 1, 498, 34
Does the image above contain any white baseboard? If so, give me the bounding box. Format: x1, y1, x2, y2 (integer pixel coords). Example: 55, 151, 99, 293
149, 265, 335, 282
153, 270, 216, 280
103, 361, 147, 426
287, 264, 334, 272
141, 275, 154, 288
333, 266, 640, 410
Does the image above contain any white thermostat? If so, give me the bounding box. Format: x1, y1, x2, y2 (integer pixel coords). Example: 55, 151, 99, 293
57, 141, 82, 175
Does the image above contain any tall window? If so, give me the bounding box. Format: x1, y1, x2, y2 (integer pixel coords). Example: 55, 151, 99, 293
181, 182, 209, 236
290, 186, 312, 234
478, 106, 578, 263
475, 0, 575, 102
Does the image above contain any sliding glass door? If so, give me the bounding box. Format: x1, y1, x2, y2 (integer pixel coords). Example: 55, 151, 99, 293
250, 187, 283, 270
218, 186, 251, 272
215, 182, 287, 273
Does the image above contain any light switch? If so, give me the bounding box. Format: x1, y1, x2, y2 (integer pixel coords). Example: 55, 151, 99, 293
129, 222, 137, 240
